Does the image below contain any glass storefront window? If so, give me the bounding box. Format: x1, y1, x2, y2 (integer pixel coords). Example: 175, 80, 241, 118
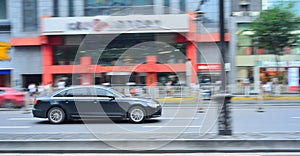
53, 33, 186, 66
84, 0, 154, 16
96, 33, 186, 66
236, 67, 254, 84
53, 74, 81, 87
198, 73, 221, 84
0, 0, 6, 19
53, 46, 79, 65
23, 0, 38, 32
157, 72, 184, 86
259, 67, 288, 84
237, 33, 252, 55
85, 0, 153, 7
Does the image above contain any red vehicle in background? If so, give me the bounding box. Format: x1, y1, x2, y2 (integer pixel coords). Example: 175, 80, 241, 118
0, 87, 26, 108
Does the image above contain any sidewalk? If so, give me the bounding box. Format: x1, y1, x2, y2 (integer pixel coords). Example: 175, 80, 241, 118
156, 95, 300, 102
0, 132, 300, 153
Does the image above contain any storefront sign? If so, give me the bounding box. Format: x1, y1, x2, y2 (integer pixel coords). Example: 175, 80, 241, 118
67, 19, 162, 32
257, 60, 300, 67
288, 68, 299, 92
197, 64, 221, 72
42, 14, 189, 35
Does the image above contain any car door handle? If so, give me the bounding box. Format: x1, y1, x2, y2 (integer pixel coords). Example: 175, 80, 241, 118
65, 100, 69, 104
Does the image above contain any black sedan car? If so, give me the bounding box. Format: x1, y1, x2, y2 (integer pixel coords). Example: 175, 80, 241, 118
32, 86, 162, 124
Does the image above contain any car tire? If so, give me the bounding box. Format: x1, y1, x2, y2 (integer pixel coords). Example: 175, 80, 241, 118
4, 100, 15, 108
128, 106, 146, 123
47, 107, 66, 124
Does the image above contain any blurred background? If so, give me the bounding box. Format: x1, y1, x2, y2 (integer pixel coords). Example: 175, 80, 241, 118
0, 0, 299, 97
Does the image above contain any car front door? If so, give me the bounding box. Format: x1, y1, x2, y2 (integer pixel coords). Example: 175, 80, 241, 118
95, 88, 124, 118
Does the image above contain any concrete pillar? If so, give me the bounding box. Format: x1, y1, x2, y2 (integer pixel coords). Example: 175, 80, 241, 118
254, 66, 260, 93
170, 0, 180, 14
154, 0, 163, 14
42, 44, 53, 85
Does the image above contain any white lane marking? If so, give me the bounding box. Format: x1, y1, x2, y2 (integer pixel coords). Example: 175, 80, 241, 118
292, 117, 300, 119
8, 118, 46, 121
158, 117, 200, 120
143, 125, 202, 128
0, 126, 31, 129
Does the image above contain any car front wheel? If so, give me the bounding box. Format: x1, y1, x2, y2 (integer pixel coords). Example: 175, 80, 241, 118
3, 100, 14, 108
47, 107, 66, 124
128, 106, 146, 123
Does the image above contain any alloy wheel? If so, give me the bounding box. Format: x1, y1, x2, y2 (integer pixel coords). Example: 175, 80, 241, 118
129, 106, 145, 123
48, 107, 65, 124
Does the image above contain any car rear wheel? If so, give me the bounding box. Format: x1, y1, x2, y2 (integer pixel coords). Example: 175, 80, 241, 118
47, 107, 66, 124
128, 106, 146, 123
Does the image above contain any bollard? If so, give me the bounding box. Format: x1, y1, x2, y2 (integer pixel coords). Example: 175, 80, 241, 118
213, 93, 233, 136
23, 92, 32, 114
257, 92, 265, 112
257, 86, 265, 112
197, 89, 205, 113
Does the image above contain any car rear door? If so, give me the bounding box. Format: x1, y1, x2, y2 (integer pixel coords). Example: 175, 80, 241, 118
67, 87, 102, 119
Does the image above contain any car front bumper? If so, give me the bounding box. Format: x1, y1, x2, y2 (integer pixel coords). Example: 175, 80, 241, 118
146, 106, 162, 118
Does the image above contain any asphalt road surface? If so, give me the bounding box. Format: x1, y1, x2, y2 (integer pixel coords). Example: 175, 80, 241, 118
1, 153, 300, 156
0, 102, 299, 134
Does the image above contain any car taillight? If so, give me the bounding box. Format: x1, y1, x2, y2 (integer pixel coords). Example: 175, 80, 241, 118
33, 99, 37, 105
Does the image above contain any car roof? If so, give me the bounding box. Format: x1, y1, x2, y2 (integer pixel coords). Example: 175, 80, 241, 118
66, 85, 108, 89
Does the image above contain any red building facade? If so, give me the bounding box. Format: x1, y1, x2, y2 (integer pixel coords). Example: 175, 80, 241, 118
11, 13, 229, 87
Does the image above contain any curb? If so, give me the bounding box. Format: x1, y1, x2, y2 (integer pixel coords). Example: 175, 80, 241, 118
156, 97, 195, 102
231, 96, 300, 101
1, 139, 300, 153
1, 132, 300, 153
155, 97, 300, 102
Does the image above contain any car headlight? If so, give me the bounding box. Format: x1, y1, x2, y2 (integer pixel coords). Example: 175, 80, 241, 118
147, 102, 160, 108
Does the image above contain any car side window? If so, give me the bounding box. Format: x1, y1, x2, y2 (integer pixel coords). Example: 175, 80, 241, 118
54, 91, 66, 97
66, 88, 90, 97
95, 88, 114, 97
0, 90, 5, 94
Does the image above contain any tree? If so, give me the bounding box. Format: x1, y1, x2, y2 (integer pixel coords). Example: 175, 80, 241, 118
0, 41, 11, 61
249, 3, 300, 83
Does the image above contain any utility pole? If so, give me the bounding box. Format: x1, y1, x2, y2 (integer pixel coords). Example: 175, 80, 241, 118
219, 0, 226, 92
217, 0, 232, 136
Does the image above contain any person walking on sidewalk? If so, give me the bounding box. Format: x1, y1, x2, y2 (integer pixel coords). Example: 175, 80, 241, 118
263, 79, 273, 97
28, 83, 37, 97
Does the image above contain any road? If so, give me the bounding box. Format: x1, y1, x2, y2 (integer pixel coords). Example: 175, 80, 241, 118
0, 102, 299, 134
1, 153, 300, 156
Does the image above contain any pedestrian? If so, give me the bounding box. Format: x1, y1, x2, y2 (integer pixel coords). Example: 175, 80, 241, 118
165, 80, 173, 96
130, 87, 137, 96
44, 82, 53, 94
37, 83, 45, 95
262, 79, 272, 97
57, 80, 66, 89
28, 83, 36, 97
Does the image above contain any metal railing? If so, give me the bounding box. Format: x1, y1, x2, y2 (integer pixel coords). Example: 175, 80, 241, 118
23, 84, 299, 102
227, 84, 300, 96
111, 86, 200, 99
